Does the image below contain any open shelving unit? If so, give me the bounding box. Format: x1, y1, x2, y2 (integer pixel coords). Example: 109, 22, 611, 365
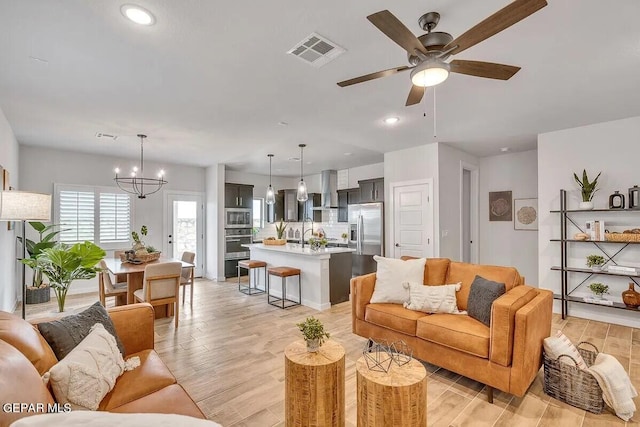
552, 189, 640, 319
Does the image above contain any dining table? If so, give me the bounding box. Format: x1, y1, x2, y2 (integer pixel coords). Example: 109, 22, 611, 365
103, 256, 194, 318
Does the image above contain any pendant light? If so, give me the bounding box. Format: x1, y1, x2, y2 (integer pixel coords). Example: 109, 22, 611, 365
266, 154, 275, 205
296, 144, 308, 202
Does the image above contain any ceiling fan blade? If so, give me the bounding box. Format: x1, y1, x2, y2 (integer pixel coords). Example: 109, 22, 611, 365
444, 0, 547, 56
367, 10, 427, 55
337, 66, 411, 87
405, 85, 425, 106
450, 60, 520, 80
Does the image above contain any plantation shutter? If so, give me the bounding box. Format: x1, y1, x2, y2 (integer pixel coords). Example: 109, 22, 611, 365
59, 190, 95, 243
99, 192, 131, 243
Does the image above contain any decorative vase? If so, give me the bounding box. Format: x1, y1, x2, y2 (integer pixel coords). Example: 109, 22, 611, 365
591, 265, 602, 272
592, 293, 603, 300
609, 191, 625, 209
579, 201, 594, 210
622, 283, 640, 308
306, 338, 320, 353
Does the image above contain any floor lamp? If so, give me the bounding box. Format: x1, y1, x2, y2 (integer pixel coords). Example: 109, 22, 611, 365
0, 191, 52, 319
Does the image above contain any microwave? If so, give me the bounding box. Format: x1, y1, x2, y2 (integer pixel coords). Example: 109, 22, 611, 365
225, 208, 252, 228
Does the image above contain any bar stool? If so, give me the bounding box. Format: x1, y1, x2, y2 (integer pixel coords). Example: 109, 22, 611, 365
267, 266, 301, 309
238, 260, 267, 295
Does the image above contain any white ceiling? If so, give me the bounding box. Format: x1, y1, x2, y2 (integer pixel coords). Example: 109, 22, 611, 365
1, 1, 639, 177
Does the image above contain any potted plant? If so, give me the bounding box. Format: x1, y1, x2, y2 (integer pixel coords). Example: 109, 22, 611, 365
28, 241, 106, 312
341, 232, 348, 243
296, 316, 330, 352
573, 169, 601, 210
588, 282, 609, 299
586, 254, 606, 271
19, 222, 68, 304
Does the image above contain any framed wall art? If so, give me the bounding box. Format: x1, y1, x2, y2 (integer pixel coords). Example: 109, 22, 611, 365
489, 191, 512, 221
514, 198, 538, 230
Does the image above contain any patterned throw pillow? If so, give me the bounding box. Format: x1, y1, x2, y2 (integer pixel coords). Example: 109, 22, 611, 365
543, 330, 588, 369
403, 282, 465, 314
467, 275, 506, 326
370, 256, 426, 304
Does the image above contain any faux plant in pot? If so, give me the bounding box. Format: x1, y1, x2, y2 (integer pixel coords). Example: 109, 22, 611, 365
573, 169, 601, 210
296, 316, 330, 352
341, 232, 348, 242
586, 254, 606, 271
588, 282, 609, 300
275, 220, 288, 240
28, 242, 106, 312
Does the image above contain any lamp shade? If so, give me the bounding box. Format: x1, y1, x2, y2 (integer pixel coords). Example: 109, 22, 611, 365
0, 191, 52, 221
410, 60, 450, 87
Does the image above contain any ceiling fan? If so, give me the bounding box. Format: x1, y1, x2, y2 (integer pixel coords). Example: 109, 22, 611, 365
337, 0, 548, 106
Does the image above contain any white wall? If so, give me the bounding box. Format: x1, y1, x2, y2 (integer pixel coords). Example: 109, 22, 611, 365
438, 144, 479, 260
384, 143, 439, 257
205, 164, 225, 281
539, 116, 640, 327
479, 150, 538, 285
0, 108, 20, 312
340, 162, 384, 189
19, 145, 206, 294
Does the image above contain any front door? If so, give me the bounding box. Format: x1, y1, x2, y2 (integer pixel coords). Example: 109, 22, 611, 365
392, 182, 433, 258
165, 192, 204, 276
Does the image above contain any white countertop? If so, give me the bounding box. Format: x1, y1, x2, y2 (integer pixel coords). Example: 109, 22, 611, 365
245, 243, 355, 256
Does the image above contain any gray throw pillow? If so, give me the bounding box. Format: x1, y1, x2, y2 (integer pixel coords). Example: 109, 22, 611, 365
467, 275, 506, 327
38, 301, 125, 360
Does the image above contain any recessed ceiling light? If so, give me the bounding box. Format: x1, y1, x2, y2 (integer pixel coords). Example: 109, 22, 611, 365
278, 121, 289, 126
121, 4, 155, 25
500, 147, 510, 152
343, 152, 352, 156
383, 117, 399, 125
288, 157, 300, 162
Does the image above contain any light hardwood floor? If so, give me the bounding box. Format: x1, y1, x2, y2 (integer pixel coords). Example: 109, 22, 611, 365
21, 279, 640, 426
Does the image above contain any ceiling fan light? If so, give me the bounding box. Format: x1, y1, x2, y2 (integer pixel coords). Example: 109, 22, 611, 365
410, 60, 450, 87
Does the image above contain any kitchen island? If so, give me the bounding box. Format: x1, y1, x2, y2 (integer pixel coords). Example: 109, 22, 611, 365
244, 243, 354, 311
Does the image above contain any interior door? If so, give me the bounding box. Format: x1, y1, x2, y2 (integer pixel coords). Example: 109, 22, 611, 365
393, 183, 433, 258
165, 193, 204, 276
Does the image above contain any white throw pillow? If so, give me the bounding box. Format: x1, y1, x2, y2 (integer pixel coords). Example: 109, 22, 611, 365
370, 256, 426, 304
403, 282, 464, 314
45, 323, 125, 410
543, 330, 587, 369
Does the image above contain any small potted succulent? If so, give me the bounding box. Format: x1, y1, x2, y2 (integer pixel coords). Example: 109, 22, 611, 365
588, 282, 609, 300
573, 169, 601, 210
341, 232, 348, 243
586, 254, 606, 271
296, 316, 330, 352
264, 219, 287, 245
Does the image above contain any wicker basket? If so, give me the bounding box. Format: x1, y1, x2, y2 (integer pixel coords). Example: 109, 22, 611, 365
119, 251, 161, 263
605, 232, 640, 242
263, 239, 287, 246
543, 342, 604, 413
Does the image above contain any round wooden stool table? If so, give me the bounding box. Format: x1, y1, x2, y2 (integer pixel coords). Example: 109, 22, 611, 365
356, 356, 427, 427
284, 340, 345, 427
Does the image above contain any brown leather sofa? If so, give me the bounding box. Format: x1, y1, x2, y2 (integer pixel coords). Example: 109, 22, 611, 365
351, 258, 553, 401
0, 303, 204, 426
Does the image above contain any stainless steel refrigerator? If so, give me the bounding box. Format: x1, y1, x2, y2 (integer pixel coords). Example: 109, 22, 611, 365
348, 202, 384, 277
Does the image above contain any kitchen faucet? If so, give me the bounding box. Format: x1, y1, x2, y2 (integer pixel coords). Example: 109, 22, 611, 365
300, 217, 314, 248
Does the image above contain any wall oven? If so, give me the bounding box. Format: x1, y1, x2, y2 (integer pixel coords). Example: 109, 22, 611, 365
224, 228, 252, 260
225, 208, 252, 228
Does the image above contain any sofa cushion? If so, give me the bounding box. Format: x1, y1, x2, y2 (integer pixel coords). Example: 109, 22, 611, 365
109, 384, 206, 419
38, 302, 125, 360
365, 304, 426, 336
98, 349, 176, 410
404, 282, 463, 314
0, 340, 55, 426
370, 256, 425, 304
446, 261, 522, 310
401, 257, 450, 285
0, 311, 58, 375
416, 314, 490, 359
467, 275, 506, 326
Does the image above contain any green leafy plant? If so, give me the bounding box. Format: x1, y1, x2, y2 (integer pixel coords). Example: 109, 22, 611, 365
588, 282, 609, 296
573, 169, 601, 202
586, 254, 606, 268
275, 220, 288, 240
26, 242, 106, 312
296, 316, 330, 346
145, 245, 158, 253
341, 232, 348, 240
131, 225, 148, 244
19, 222, 69, 288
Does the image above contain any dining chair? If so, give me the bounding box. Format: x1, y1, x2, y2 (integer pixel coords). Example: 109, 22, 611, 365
133, 262, 182, 328
180, 251, 196, 306
98, 260, 128, 307
113, 250, 128, 282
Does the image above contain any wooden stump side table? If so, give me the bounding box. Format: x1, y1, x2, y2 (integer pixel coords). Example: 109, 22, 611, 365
356, 356, 427, 427
284, 340, 345, 427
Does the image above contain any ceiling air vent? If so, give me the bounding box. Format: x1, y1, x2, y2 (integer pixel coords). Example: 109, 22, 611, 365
287, 32, 345, 68
95, 132, 119, 140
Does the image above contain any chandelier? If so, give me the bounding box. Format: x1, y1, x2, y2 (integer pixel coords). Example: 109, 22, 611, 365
114, 134, 167, 199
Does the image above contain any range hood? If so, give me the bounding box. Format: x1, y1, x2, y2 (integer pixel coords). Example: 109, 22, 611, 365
314, 170, 338, 209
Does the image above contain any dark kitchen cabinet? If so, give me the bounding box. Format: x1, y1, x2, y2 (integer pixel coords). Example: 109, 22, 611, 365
337, 188, 360, 222
298, 193, 322, 222
225, 183, 254, 208
358, 178, 384, 203
267, 191, 284, 223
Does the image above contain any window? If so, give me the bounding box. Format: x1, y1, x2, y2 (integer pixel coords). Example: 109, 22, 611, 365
253, 198, 263, 228
55, 184, 133, 248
